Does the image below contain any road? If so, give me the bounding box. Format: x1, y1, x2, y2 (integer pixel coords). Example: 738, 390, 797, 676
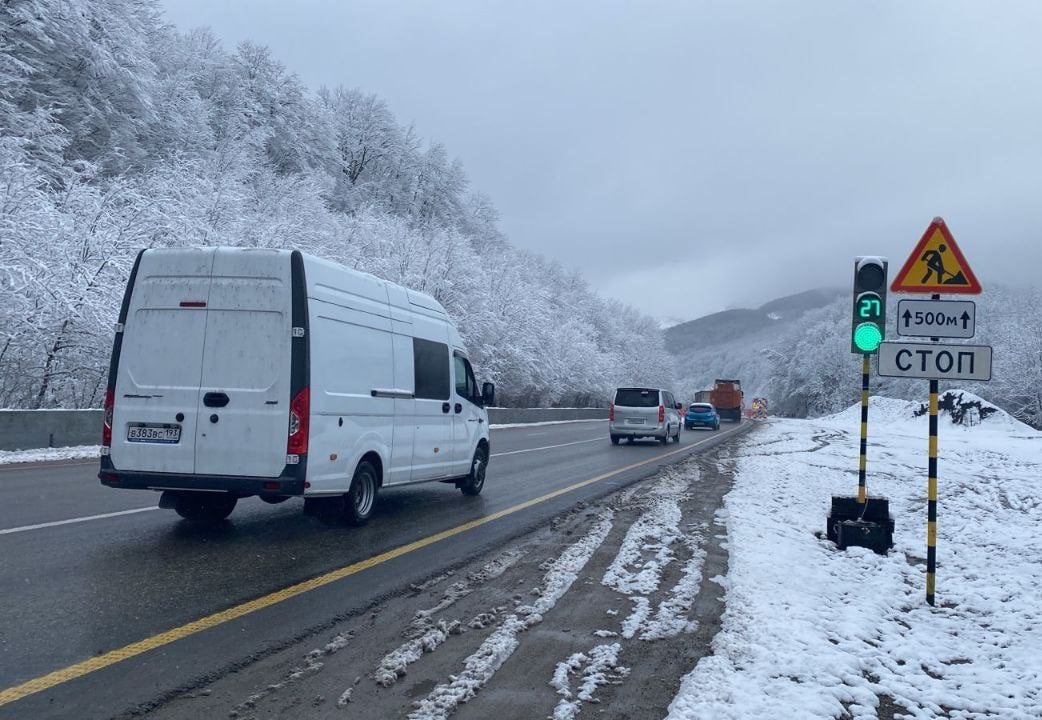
0, 420, 749, 719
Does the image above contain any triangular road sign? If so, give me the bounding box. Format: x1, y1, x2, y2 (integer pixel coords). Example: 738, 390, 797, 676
891, 217, 982, 294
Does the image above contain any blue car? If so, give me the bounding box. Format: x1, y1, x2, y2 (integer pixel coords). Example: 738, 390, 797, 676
685, 403, 720, 431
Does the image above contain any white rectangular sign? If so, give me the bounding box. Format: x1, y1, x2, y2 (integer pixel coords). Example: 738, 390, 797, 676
896, 299, 975, 339
878, 342, 992, 381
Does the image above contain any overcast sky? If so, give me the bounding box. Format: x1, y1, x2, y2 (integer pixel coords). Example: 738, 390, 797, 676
162, 0, 1042, 322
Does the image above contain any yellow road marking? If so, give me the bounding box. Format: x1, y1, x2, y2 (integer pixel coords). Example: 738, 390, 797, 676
0, 427, 744, 707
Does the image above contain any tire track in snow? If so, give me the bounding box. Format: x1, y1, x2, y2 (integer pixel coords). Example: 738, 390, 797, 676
549, 643, 630, 720
600, 472, 706, 640
368, 548, 524, 690
407, 510, 615, 720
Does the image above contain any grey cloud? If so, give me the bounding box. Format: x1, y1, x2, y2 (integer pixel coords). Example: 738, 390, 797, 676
162, 0, 1042, 320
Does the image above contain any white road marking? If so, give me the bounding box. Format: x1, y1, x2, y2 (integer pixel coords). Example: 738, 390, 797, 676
492, 437, 604, 457
0, 506, 158, 535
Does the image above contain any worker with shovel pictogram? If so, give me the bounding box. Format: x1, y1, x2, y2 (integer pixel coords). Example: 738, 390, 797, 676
920, 244, 968, 286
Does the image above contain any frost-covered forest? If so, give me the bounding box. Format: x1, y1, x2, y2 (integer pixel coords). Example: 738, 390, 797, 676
675, 286, 1042, 429
0, 0, 674, 409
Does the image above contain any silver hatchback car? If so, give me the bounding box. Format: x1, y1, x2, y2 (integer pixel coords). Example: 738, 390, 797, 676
609, 387, 683, 445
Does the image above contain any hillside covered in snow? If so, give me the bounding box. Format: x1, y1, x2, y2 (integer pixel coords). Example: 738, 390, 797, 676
0, 0, 673, 410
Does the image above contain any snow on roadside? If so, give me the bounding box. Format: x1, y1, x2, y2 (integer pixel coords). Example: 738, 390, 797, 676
550, 643, 630, 720
365, 548, 524, 692
374, 619, 462, 687
667, 395, 1042, 720
601, 472, 707, 641
408, 510, 615, 720
0, 445, 99, 465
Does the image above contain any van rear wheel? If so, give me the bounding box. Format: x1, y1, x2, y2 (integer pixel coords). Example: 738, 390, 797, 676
460, 446, 488, 496
345, 461, 378, 526
173, 494, 237, 524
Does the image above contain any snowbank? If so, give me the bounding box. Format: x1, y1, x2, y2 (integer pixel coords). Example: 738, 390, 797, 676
0, 445, 99, 465
667, 398, 1042, 719
820, 389, 1032, 434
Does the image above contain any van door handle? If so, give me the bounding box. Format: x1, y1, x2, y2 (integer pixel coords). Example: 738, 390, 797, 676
203, 392, 229, 408
442, 402, 451, 414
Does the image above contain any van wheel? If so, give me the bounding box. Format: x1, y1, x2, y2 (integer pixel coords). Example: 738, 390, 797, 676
345, 461, 378, 526
610, 435, 620, 445
674, 428, 681, 443
659, 432, 669, 446
460, 446, 488, 496
173, 494, 237, 524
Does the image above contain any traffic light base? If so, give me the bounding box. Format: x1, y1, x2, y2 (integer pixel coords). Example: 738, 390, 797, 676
827, 495, 894, 555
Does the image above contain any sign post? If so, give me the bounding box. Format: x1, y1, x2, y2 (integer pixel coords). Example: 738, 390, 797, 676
887, 217, 986, 606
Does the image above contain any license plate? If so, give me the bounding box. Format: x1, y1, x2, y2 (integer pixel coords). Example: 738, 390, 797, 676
127, 424, 181, 444
626, 418, 646, 425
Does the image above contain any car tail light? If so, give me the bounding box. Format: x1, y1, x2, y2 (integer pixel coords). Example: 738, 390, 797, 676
608, 403, 615, 422
288, 387, 310, 455
658, 405, 665, 423
103, 387, 114, 447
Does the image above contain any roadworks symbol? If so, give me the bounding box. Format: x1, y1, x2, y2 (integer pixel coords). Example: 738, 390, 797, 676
891, 218, 982, 294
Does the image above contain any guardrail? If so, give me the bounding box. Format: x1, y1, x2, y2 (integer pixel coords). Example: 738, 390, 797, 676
0, 408, 607, 451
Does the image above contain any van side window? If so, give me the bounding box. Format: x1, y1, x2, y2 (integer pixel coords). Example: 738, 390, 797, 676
453, 352, 477, 402
413, 338, 450, 400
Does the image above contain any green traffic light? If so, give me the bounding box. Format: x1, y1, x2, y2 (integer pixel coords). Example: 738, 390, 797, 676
853, 322, 883, 353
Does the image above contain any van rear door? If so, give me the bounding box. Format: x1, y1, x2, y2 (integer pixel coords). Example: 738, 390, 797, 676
193, 249, 292, 479
613, 388, 663, 427
110, 249, 214, 475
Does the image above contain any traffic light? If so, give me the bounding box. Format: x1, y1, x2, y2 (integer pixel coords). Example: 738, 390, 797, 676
851, 256, 888, 354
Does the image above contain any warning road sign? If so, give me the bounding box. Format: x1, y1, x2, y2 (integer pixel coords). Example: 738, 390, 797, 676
890, 218, 982, 294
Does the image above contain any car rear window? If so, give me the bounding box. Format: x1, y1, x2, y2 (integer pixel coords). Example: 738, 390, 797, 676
690, 404, 713, 413
614, 388, 659, 407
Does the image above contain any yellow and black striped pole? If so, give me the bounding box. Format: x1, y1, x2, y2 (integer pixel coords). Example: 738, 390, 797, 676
858, 354, 870, 506
926, 379, 938, 605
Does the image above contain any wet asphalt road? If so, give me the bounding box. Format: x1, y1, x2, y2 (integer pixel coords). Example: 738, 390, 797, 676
0, 420, 749, 719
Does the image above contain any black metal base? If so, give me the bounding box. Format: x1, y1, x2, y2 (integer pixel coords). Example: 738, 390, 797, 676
827, 495, 894, 554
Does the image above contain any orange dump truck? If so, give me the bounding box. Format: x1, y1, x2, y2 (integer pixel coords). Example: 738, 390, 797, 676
710, 379, 743, 422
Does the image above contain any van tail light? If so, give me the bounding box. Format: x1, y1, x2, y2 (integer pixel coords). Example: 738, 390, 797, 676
658, 405, 665, 423
288, 387, 310, 456
102, 387, 114, 447
608, 403, 615, 422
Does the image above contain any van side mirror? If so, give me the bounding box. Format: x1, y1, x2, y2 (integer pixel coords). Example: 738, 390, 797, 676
675, 403, 684, 410
481, 382, 495, 407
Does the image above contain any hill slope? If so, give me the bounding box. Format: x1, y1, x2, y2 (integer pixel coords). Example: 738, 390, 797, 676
665, 288, 843, 355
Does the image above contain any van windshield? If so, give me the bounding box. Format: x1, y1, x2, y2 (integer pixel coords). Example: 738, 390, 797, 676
614, 388, 659, 407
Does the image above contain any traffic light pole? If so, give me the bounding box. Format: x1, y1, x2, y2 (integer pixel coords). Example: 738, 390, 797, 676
858, 354, 870, 507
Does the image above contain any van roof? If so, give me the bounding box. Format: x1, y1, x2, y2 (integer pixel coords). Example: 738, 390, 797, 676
144, 247, 450, 320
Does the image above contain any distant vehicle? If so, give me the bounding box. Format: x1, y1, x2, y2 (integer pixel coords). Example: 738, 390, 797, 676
693, 390, 713, 404
710, 379, 743, 423
685, 403, 720, 431
99, 247, 495, 525
609, 387, 683, 445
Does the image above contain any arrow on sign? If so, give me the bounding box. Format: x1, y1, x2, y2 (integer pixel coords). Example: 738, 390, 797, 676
961, 311, 970, 329
902, 309, 912, 327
